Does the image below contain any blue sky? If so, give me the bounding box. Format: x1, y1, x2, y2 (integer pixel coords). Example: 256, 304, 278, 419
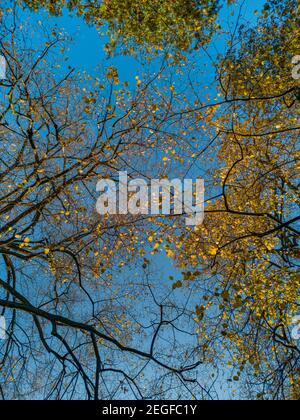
2, 0, 268, 399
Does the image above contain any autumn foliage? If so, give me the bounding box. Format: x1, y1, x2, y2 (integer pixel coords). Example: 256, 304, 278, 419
0, 0, 299, 400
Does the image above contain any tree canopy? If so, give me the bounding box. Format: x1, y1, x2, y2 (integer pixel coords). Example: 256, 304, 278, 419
20, 0, 234, 54
0, 0, 299, 400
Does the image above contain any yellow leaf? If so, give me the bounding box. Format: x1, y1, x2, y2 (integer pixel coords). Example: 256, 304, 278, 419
208, 246, 218, 256
172, 281, 183, 290
166, 249, 175, 258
